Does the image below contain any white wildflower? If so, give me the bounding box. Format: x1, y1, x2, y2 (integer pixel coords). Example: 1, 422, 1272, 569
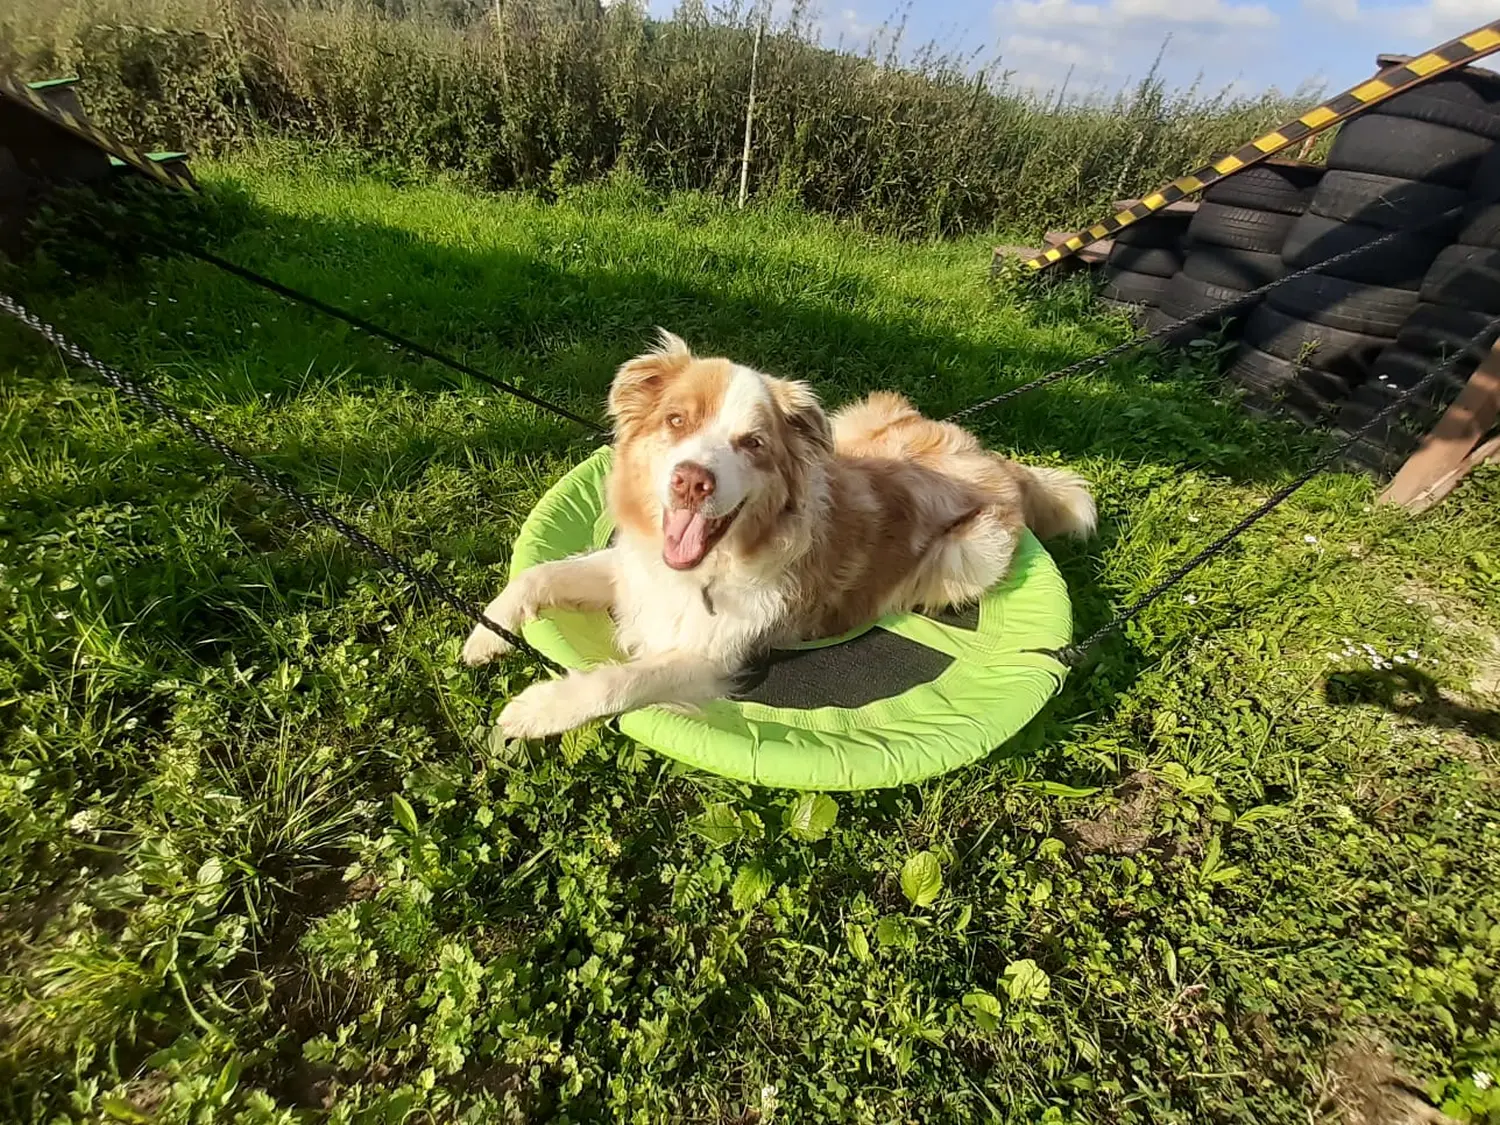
761, 1084, 779, 1117
1475, 1071, 1493, 1091
1304, 534, 1319, 545
68, 809, 101, 834
1183, 594, 1198, 605
1187, 514, 1200, 523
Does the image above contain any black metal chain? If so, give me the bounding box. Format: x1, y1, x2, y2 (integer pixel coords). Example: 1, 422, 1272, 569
182, 246, 608, 434
944, 200, 1474, 424
1048, 311, 1500, 667
0, 291, 565, 674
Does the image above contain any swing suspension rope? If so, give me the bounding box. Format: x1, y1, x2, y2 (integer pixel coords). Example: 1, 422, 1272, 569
0, 293, 565, 675
9, 196, 1499, 668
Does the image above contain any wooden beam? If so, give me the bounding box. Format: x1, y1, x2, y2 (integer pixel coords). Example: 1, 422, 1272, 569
1394, 434, 1500, 514
1379, 338, 1500, 510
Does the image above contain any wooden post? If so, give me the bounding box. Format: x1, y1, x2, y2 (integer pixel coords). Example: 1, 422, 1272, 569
1379, 338, 1500, 512
738, 20, 764, 210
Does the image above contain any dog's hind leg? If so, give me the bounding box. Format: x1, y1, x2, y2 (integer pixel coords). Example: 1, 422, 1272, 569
495, 653, 730, 738
461, 549, 619, 666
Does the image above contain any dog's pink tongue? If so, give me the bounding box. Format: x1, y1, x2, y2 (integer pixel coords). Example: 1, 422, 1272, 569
662, 507, 711, 570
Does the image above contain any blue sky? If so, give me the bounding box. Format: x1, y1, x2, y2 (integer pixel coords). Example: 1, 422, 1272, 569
643, 0, 1496, 101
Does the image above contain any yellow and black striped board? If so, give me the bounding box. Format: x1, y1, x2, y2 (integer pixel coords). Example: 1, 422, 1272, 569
1027, 18, 1500, 271
0, 72, 196, 193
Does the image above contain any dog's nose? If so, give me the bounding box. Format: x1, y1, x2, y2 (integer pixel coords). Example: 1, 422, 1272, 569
670, 462, 716, 505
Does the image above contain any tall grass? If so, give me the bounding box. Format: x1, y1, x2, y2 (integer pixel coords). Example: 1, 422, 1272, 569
0, 0, 1311, 234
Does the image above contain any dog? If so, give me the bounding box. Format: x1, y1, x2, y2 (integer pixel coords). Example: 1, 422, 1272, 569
462, 330, 1095, 738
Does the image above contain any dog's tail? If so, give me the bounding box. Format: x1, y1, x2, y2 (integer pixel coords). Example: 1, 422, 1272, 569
1017, 465, 1096, 540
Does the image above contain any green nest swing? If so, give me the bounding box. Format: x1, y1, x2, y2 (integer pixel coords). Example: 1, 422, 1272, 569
510, 447, 1074, 791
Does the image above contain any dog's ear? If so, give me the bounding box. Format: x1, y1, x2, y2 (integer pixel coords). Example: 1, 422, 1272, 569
608, 329, 691, 434
771, 378, 833, 456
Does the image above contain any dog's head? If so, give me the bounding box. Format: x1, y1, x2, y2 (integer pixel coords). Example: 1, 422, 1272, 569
606, 330, 833, 572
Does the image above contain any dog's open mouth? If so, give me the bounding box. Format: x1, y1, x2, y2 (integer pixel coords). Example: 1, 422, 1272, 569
661, 503, 742, 570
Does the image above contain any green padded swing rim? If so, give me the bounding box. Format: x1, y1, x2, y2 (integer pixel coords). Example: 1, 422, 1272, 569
510, 447, 1073, 791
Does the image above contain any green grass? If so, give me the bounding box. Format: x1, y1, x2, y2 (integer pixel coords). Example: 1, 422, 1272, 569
2, 151, 1499, 1125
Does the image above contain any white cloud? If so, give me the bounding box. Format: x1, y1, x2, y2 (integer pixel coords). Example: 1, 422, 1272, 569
993, 0, 1280, 97
1303, 0, 1498, 40
1005, 0, 1277, 32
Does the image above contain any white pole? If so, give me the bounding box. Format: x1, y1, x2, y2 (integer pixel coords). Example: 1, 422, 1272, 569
738, 19, 764, 210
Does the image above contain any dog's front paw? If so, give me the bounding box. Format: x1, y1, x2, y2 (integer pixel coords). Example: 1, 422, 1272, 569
495, 678, 596, 739
462, 620, 515, 666
461, 580, 541, 666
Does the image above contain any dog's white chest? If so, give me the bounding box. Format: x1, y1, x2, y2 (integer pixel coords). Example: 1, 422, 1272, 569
612, 550, 780, 663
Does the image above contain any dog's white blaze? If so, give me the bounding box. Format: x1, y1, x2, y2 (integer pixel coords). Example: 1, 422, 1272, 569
657, 364, 771, 517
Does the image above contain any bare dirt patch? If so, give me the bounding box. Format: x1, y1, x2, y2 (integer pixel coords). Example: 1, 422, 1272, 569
1314, 1039, 1458, 1125
1060, 770, 1162, 856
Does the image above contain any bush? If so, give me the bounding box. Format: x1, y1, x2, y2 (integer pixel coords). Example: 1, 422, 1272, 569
0, 0, 1313, 235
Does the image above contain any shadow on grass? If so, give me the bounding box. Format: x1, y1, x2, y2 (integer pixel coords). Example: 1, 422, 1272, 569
1324, 666, 1500, 740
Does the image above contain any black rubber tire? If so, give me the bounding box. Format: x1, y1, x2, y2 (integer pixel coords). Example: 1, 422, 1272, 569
1265, 273, 1418, 336
1099, 267, 1170, 306
1462, 204, 1500, 249
1188, 202, 1297, 252
1395, 302, 1500, 363
1379, 70, 1500, 111
1107, 244, 1183, 278
1157, 271, 1253, 321
1227, 345, 1299, 397
1368, 90, 1500, 141
1367, 345, 1455, 393
1226, 346, 1353, 405
1335, 392, 1422, 469
1112, 213, 1192, 248
1242, 304, 1392, 377
1326, 112, 1497, 188
1419, 244, 1500, 313
1203, 162, 1322, 215
1182, 246, 1285, 289
1307, 170, 1468, 230
1280, 212, 1447, 290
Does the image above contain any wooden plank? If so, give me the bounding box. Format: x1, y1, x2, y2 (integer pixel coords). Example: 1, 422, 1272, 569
1398, 434, 1500, 514
1379, 338, 1500, 509
1045, 230, 1112, 264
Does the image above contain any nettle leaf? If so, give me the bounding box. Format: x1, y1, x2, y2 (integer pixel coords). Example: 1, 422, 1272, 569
691, 803, 746, 846
900, 851, 943, 908
785, 793, 838, 842
845, 921, 872, 963
962, 990, 1002, 1031
391, 794, 419, 836
731, 862, 774, 911
1003, 958, 1051, 1004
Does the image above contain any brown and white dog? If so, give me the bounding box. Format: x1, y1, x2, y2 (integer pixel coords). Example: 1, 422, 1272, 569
463, 331, 1095, 738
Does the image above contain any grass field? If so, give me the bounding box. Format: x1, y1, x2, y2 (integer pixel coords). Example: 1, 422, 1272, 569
2, 151, 1499, 1124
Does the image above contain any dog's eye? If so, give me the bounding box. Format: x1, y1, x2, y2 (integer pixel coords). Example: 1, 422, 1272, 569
737, 434, 762, 452
666, 413, 685, 429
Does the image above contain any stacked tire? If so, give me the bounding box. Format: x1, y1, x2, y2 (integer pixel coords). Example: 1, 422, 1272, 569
1098, 211, 1192, 320
1152, 161, 1321, 341
1339, 135, 1500, 472
1231, 69, 1500, 423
